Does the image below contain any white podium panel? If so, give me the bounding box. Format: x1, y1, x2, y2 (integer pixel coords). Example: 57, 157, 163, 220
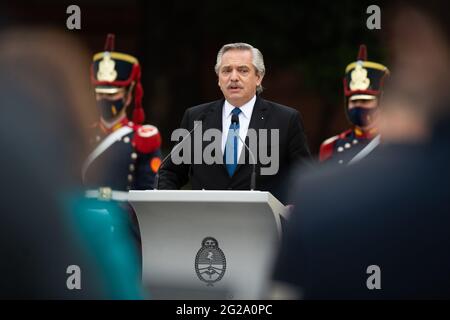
128, 190, 288, 300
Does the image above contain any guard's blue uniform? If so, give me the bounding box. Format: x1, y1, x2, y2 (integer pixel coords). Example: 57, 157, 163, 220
84, 118, 162, 191
319, 127, 378, 165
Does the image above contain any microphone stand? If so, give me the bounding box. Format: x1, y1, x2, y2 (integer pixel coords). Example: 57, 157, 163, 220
231, 115, 257, 191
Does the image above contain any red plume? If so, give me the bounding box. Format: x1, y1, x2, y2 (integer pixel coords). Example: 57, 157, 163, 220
104, 33, 115, 51
357, 44, 367, 61
132, 64, 145, 124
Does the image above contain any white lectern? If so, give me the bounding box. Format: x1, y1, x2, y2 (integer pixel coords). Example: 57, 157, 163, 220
128, 190, 288, 300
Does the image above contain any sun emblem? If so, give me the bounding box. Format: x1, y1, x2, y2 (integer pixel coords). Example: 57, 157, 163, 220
350, 62, 370, 91
97, 53, 117, 82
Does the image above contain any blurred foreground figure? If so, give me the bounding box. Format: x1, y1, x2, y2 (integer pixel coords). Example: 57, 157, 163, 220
0, 29, 143, 299
319, 45, 389, 164
274, 1, 450, 299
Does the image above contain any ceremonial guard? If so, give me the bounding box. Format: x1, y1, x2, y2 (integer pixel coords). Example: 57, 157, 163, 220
81, 35, 162, 277
83, 33, 162, 194
319, 45, 389, 164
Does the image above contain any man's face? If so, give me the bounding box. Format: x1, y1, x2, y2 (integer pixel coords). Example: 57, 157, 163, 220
347, 98, 380, 129
218, 49, 262, 107
95, 87, 132, 122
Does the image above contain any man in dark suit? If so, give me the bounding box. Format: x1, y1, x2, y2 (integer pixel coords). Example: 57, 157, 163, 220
157, 43, 311, 202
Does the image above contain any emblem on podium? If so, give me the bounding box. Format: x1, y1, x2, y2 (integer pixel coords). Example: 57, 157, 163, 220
195, 237, 226, 286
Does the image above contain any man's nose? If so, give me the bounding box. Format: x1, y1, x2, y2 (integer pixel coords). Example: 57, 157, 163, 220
230, 69, 239, 81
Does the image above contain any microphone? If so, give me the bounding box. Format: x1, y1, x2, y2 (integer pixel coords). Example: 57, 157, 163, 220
231, 115, 257, 191
154, 109, 210, 189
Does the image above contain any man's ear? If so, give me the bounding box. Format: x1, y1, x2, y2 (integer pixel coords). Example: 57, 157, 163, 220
256, 74, 263, 86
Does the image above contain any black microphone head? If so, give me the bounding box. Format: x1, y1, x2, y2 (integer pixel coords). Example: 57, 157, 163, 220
231, 114, 239, 125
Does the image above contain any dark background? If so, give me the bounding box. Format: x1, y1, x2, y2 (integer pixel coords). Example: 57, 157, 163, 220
2, 0, 387, 156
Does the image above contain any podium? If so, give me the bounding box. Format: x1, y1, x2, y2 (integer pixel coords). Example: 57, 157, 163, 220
128, 190, 288, 299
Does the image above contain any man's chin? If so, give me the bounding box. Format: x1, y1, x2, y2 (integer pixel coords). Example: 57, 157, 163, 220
227, 92, 243, 98
225, 96, 246, 106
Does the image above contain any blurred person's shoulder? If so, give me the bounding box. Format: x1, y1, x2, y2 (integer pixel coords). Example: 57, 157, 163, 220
289, 141, 438, 208
319, 142, 426, 178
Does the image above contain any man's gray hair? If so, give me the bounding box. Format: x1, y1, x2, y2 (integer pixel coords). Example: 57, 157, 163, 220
214, 42, 265, 94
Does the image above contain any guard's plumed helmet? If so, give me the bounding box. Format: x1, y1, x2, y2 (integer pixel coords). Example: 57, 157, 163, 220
343, 44, 390, 101
91, 33, 145, 124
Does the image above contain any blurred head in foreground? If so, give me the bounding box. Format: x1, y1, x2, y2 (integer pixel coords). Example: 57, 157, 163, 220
0, 28, 97, 189
379, 0, 450, 143
0, 28, 142, 299
0, 27, 102, 298
272, 0, 450, 299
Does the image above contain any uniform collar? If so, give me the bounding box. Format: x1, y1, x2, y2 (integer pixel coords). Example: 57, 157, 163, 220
355, 126, 379, 139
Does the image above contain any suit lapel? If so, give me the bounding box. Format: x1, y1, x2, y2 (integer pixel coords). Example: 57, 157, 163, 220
247, 96, 269, 132
203, 99, 230, 177
206, 99, 224, 132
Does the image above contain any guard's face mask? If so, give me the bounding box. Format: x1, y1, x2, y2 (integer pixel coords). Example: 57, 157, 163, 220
96, 98, 125, 121
347, 106, 378, 127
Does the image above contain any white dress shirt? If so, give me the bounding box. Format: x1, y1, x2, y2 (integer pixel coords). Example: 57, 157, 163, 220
221, 95, 256, 161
